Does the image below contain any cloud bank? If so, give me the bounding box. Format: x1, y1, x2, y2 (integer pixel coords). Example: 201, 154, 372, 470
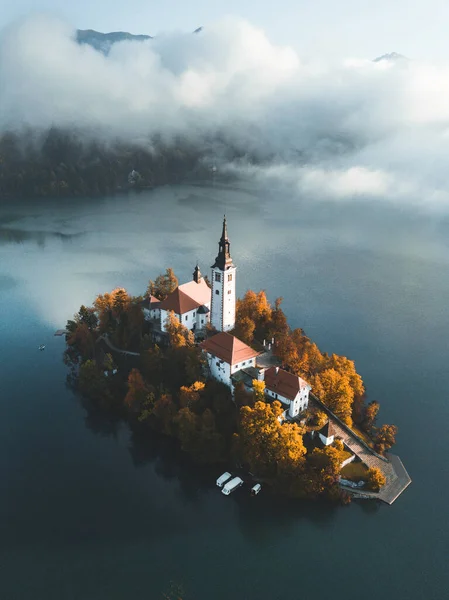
2, 14, 449, 209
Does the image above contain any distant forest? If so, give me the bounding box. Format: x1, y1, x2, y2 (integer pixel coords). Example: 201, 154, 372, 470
0, 128, 227, 200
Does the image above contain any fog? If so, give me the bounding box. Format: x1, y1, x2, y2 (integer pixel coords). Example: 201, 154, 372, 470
2, 14, 449, 208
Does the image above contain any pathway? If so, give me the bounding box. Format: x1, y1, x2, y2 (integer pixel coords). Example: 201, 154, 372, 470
99, 334, 141, 357
310, 397, 411, 504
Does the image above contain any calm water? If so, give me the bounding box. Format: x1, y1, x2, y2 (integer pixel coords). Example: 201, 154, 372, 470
1, 182, 448, 600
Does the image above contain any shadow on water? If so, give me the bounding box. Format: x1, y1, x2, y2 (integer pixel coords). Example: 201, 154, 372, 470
79, 400, 349, 536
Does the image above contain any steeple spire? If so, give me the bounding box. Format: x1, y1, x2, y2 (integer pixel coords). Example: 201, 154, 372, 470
221, 214, 228, 243
193, 263, 202, 283
212, 215, 234, 271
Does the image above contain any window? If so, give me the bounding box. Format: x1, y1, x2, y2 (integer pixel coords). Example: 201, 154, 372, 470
215, 289, 219, 295
228, 274, 233, 282
227, 290, 232, 294
185, 315, 188, 321
193, 312, 196, 317
215, 273, 221, 282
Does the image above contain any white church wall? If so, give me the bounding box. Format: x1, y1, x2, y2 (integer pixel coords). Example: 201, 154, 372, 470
206, 352, 232, 387
211, 266, 236, 332
161, 308, 199, 332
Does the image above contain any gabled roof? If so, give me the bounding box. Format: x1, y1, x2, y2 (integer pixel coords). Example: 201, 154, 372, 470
178, 279, 211, 306
318, 421, 335, 439
200, 332, 259, 366
159, 288, 202, 314
141, 295, 161, 309
159, 278, 211, 315
263, 367, 311, 401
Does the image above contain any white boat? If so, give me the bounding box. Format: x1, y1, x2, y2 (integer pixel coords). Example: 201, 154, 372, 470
222, 477, 243, 495
216, 472, 232, 488
38, 345, 45, 351
251, 483, 262, 496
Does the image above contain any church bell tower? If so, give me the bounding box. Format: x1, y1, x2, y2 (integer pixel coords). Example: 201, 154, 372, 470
210, 216, 236, 332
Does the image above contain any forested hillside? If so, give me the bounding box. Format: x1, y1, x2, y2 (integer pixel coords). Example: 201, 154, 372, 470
0, 129, 211, 199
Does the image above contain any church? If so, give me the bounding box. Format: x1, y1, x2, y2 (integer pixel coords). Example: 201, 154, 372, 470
155, 216, 312, 420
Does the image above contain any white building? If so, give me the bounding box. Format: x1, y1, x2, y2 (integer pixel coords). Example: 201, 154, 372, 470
263, 366, 311, 419
200, 332, 260, 388
159, 266, 211, 332
141, 295, 161, 321
317, 421, 335, 446
210, 216, 236, 332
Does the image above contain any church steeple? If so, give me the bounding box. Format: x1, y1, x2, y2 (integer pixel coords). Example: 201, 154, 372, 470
212, 215, 234, 271
210, 215, 236, 332
193, 263, 202, 283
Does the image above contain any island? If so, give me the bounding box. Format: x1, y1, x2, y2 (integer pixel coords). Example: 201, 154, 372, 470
63, 216, 411, 504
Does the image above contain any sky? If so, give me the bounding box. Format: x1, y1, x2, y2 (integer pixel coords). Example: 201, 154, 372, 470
2, 0, 449, 62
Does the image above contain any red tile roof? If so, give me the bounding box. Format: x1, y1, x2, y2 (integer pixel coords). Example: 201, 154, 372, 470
200, 332, 259, 366
178, 279, 211, 306
263, 367, 310, 401
159, 279, 211, 315
159, 288, 203, 314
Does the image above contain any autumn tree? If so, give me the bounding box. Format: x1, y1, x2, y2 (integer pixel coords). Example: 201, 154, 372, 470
179, 381, 205, 409
252, 379, 266, 403
235, 316, 255, 345
308, 444, 347, 489
373, 424, 398, 454
78, 359, 112, 405
238, 400, 306, 477
362, 401, 380, 432
147, 268, 178, 300
94, 288, 131, 333
312, 368, 354, 426
125, 368, 150, 411
111, 288, 131, 318
366, 467, 386, 491
75, 305, 98, 331
307, 408, 328, 429
234, 290, 272, 343
174, 407, 199, 453
267, 297, 289, 341
65, 322, 95, 361
165, 311, 195, 348
153, 394, 177, 435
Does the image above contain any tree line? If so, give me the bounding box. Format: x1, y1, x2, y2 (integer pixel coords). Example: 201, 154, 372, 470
0, 128, 210, 200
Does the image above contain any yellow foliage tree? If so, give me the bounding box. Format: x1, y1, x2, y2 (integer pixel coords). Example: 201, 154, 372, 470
239, 400, 306, 477
252, 379, 266, 403
147, 268, 178, 300
165, 311, 195, 348
312, 368, 354, 426
366, 467, 386, 491
179, 381, 205, 408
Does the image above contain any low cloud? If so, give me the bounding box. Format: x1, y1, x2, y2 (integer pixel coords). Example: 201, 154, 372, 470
2, 14, 449, 209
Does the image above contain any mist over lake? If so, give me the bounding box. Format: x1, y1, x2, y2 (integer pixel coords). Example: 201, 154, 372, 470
1, 180, 448, 600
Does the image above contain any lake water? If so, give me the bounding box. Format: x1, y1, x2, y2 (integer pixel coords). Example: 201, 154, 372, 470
1, 181, 448, 600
